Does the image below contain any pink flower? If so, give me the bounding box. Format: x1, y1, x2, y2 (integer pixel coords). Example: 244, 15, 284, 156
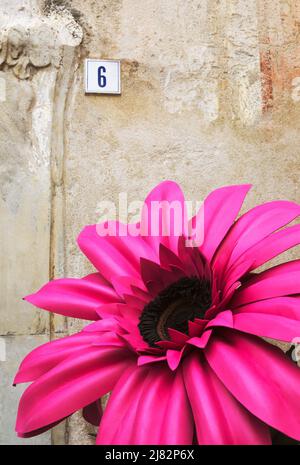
15, 182, 300, 444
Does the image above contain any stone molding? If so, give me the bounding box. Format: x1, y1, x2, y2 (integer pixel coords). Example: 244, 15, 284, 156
0, 10, 82, 79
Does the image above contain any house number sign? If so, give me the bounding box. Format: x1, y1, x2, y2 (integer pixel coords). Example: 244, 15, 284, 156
85, 59, 121, 94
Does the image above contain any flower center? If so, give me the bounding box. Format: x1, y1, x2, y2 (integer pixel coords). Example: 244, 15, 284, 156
138, 276, 212, 347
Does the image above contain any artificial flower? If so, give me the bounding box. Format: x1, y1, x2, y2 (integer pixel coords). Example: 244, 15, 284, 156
15, 181, 300, 444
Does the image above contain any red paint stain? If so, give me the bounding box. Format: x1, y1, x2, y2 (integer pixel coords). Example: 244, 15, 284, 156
260, 46, 273, 113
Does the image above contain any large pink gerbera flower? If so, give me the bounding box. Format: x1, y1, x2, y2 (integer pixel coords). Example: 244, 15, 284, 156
15, 182, 300, 444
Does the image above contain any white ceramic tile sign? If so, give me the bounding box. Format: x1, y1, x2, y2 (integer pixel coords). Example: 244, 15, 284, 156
85, 59, 121, 94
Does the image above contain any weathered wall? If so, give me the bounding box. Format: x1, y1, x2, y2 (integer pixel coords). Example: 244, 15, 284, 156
1, 0, 300, 444
0, 0, 82, 444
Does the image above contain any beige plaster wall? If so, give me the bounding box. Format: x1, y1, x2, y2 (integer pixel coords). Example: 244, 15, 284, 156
1, 0, 300, 444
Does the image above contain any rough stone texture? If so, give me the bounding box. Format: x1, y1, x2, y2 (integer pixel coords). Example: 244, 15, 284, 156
0, 0, 82, 445
0, 335, 51, 445
1, 0, 300, 445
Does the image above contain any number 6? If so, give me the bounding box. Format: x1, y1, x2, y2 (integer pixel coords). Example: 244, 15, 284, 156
98, 66, 107, 88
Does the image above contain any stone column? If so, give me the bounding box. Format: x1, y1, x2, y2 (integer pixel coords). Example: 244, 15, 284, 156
0, 1, 82, 445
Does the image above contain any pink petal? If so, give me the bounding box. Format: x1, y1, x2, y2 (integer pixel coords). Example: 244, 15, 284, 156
234, 296, 300, 319
140, 258, 168, 295
97, 364, 193, 445
137, 354, 167, 366
14, 331, 109, 384
193, 184, 251, 263
136, 346, 162, 355
82, 272, 111, 287
95, 302, 123, 318
187, 330, 212, 349
111, 275, 148, 299
231, 260, 300, 307
96, 364, 150, 444
177, 235, 202, 276
183, 352, 271, 444
159, 243, 186, 273
140, 181, 187, 255
155, 340, 181, 350
116, 303, 142, 326
166, 346, 189, 371
222, 260, 254, 297
24, 273, 119, 321
158, 367, 194, 444
120, 332, 149, 352
92, 337, 125, 349
130, 285, 152, 304
140, 257, 184, 295
17, 418, 68, 438
213, 200, 300, 282
205, 310, 233, 330
188, 320, 204, 337
16, 346, 134, 437
215, 281, 241, 313
83, 318, 122, 333
192, 318, 209, 331
77, 225, 141, 282
205, 329, 300, 440
233, 312, 300, 342
168, 328, 189, 344
190, 247, 207, 278
225, 224, 300, 286
123, 293, 145, 311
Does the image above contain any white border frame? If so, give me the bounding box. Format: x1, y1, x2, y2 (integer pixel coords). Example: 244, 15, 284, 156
85, 58, 121, 95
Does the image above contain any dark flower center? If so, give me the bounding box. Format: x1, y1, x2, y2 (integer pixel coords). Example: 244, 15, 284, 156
138, 276, 212, 347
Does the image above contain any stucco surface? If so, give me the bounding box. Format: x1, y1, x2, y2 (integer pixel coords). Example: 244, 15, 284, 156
1, 0, 300, 444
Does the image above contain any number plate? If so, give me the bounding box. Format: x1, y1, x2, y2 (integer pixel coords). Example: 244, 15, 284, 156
85, 59, 121, 94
